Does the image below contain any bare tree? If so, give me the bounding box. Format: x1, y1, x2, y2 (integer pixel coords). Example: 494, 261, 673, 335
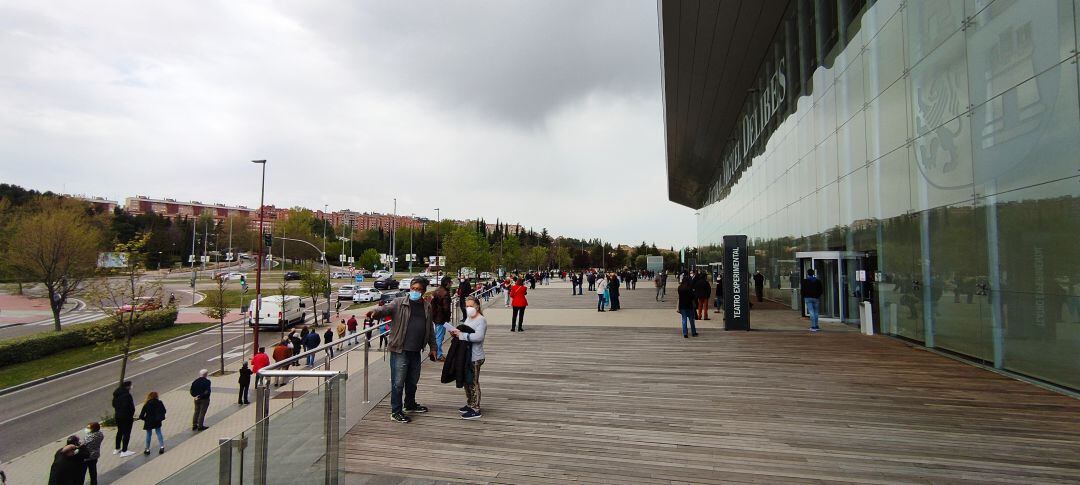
202, 276, 230, 375
300, 261, 329, 327
277, 272, 292, 338
7, 199, 102, 331
86, 233, 162, 389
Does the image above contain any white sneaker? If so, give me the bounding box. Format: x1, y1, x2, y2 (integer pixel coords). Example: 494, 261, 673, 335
119, 451, 137, 457
112, 449, 120, 455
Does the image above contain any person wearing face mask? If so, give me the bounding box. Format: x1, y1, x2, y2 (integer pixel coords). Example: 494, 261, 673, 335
445, 296, 488, 420
366, 277, 437, 423
81, 422, 103, 485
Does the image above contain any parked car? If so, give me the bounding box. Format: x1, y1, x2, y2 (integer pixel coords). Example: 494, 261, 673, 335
372, 270, 393, 279
331, 271, 351, 279
378, 289, 407, 304
337, 284, 355, 299
119, 296, 161, 313
352, 287, 381, 303
224, 272, 247, 281
356, 268, 374, 278
373, 277, 400, 290
283, 271, 301, 281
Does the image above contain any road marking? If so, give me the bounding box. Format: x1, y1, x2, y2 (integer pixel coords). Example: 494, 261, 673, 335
0, 331, 252, 428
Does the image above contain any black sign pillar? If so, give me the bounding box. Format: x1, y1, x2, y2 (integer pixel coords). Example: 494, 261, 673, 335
723, 235, 750, 331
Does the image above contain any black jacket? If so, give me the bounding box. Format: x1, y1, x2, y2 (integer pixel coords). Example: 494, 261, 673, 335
190, 377, 211, 399
801, 277, 824, 299
430, 286, 452, 323
238, 366, 253, 386
440, 325, 475, 388
112, 387, 135, 421
139, 398, 167, 430
677, 286, 696, 311
692, 275, 712, 299
48, 448, 86, 485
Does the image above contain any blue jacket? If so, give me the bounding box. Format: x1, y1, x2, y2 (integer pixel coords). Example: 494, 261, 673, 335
303, 331, 321, 350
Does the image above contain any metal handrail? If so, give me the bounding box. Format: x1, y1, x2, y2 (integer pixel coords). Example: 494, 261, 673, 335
258, 324, 382, 374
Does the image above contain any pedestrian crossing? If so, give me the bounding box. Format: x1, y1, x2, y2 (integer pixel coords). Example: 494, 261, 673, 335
30, 311, 104, 327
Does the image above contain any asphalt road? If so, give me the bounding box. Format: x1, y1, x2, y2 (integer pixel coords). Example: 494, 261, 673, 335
0, 297, 331, 462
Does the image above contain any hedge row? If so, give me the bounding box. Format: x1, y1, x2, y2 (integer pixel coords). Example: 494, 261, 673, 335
0, 308, 179, 367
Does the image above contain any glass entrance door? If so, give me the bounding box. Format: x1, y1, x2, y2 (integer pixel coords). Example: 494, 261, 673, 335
796, 251, 868, 323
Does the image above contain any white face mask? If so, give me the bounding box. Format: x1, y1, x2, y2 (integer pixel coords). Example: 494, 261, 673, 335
465, 307, 478, 318
85, 428, 92, 434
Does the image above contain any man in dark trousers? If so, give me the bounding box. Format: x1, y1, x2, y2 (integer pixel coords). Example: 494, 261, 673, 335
111, 381, 136, 456
587, 272, 596, 291
430, 276, 453, 360
190, 369, 211, 431
754, 270, 765, 302
801, 269, 824, 332
366, 277, 437, 424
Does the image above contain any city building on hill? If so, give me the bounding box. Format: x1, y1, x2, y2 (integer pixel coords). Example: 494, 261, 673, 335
67, 194, 118, 213
124, 196, 254, 223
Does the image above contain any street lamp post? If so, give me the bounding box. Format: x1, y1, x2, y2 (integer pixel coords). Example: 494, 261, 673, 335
190, 217, 197, 305
391, 199, 397, 274
434, 208, 440, 274
323, 204, 330, 323
252, 160, 267, 353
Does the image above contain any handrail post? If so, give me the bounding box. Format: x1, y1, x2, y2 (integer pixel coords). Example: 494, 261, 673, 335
217, 438, 233, 485
363, 332, 370, 403
253, 384, 270, 485
324, 374, 342, 485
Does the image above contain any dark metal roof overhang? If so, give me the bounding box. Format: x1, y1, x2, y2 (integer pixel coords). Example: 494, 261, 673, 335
660, 0, 792, 209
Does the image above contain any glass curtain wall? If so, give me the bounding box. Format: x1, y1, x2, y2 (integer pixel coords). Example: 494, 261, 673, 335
697, 0, 1080, 390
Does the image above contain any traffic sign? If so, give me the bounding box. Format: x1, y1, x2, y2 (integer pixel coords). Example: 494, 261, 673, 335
188, 255, 196, 263
354, 275, 364, 283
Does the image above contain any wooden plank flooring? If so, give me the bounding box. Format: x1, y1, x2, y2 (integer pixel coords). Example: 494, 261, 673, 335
343, 293, 1080, 484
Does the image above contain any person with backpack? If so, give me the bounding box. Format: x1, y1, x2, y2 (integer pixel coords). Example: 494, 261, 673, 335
138, 391, 167, 455
111, 381, 136, 457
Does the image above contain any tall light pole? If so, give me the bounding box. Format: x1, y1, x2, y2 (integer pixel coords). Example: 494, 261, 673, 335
434, 208, 440, 274
252, 160, 267, 354
190, 217, 197, 304
408, 213, 415, 274
323, 204, 330, 321
391, 198, 397, 274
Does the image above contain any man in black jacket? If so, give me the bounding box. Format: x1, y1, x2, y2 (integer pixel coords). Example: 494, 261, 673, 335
801, 269, 824, 332
111, 381, 135, 456
190, 369, 211, 431
430, 277, 453, 361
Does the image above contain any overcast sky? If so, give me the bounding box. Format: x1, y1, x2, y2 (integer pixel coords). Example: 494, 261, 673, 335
0, 0, 694, 248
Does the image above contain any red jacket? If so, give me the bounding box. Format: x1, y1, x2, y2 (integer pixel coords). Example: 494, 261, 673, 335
510, 285, 528, 307
251, 352, 270, 374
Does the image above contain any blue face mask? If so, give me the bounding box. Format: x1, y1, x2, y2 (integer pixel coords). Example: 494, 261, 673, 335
409, 290, 422, 301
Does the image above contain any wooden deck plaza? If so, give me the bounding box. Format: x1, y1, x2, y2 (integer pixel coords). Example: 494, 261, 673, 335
342, 287, 1080, 484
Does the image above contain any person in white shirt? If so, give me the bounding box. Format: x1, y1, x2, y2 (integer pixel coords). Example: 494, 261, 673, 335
445, 296, 487, 420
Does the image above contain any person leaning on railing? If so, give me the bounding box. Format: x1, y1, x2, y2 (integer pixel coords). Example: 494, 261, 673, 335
366, 277, 438, 424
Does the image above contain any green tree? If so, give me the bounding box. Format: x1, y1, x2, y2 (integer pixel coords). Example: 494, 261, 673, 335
7, 198, 103, 331
500, 234, 522, 270
555, 246, 571, 270
443, 226, 482, 275
86, 233, 162, 389
358, 248, 380, 270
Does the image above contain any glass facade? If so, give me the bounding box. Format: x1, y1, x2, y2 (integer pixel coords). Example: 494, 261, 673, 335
696, 0, 1080, 390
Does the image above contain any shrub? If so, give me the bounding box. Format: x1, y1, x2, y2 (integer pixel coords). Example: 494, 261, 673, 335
0, 308, 178, 367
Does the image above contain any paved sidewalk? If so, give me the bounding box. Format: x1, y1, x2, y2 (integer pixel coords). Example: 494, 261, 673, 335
2, 310, 389, 484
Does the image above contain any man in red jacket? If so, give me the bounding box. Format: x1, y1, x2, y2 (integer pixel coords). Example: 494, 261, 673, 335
251, 347, 270, 386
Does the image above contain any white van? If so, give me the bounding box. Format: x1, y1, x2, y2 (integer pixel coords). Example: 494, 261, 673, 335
247, 295, 306, 330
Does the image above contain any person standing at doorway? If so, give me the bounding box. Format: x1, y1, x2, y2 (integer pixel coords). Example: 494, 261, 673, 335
802, 269, 824, 332
754, 270, 765, 303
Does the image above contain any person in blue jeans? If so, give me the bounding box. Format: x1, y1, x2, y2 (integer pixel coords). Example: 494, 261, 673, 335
676, 275, 698, 337
801, 269, 824, 332
366, 278, 437, 423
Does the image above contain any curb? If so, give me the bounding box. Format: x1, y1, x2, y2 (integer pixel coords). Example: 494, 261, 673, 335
0, 318, 242, 397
